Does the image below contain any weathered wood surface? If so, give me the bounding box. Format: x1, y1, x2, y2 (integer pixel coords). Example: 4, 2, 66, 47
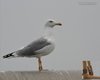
0, 70, 97, 80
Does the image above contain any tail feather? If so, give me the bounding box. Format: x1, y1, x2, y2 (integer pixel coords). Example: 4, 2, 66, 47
3, 52, 15, 58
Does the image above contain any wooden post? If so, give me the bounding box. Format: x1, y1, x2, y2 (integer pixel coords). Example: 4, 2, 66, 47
87, 61, 93, 75
82, 61, 88, 75
82, 61, 89, 79
82, 60, 100, 79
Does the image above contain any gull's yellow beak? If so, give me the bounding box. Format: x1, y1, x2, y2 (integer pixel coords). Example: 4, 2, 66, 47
55, 23, 62, 26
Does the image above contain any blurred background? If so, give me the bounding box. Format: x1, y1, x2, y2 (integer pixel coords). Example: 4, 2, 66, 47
0, 0, 100, 75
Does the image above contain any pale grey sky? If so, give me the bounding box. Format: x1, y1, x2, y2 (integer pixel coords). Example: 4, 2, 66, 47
0, 0, 100, 75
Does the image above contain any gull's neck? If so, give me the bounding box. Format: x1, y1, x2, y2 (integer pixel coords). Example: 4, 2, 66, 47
43, 26, 54, 39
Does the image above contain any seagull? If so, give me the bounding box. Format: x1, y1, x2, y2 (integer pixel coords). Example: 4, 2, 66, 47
3, 20, 62, 71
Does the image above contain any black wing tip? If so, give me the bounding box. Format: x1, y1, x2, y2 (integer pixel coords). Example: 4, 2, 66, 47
3, 55, 9, 58
3, 53, 14, 59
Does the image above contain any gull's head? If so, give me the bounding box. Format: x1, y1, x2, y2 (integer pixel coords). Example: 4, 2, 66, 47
45, 20, 62, 28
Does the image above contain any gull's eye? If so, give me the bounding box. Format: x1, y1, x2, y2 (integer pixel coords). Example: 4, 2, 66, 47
49, 21, 53, 23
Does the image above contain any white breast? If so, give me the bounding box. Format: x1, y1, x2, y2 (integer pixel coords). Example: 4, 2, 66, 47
35, 42, 55, 57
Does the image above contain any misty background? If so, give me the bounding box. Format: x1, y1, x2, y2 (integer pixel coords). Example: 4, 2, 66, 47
0, 0, 100, 75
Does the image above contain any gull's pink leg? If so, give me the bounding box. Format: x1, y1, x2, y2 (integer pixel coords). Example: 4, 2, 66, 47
38, 57, 43, 71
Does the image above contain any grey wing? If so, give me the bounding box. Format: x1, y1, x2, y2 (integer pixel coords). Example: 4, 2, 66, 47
16, 37, 51, 57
